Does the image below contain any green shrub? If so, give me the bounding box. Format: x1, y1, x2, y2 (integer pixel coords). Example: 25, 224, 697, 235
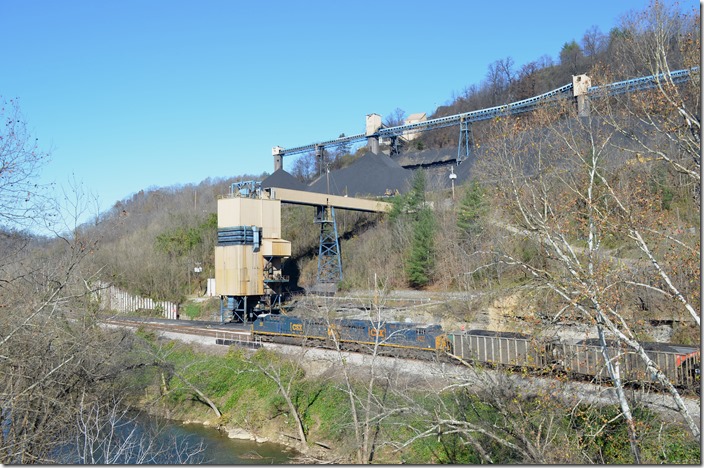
183, 303, 201, 320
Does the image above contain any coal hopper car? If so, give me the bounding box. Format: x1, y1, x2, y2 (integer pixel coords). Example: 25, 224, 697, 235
554, 338, 700, 388
446, 329, 552, 369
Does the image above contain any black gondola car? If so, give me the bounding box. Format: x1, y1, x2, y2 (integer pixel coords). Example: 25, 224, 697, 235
554, 338, 700, 387
446, 329, 551, 369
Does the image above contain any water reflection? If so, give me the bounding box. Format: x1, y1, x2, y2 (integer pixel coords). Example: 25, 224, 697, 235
58, 411, 297, 464
170, 421, 298, 464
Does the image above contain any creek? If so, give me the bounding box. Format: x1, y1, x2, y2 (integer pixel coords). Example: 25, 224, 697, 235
55, 411, 299, 464
161, 419, 299, 464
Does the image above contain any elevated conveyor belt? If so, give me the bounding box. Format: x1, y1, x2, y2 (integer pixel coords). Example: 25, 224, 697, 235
263, 186, 392, 213
274, 67, 698, 158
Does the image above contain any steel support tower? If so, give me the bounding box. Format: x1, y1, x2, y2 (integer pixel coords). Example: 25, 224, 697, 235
315, 205, 343, 286
457, 117, 474, 164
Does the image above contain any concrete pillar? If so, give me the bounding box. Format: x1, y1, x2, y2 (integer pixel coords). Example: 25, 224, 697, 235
367, 136, 380, 154
315, 144, 324, 175
365, 113, 382, 154
573, 74, 592, 117
577, 95, 590, 117
272, 146, 284, 172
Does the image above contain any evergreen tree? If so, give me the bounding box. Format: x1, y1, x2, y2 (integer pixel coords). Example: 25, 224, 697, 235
389, 169, 426, 222
406, 206, 435, 288
388, 169, 436, 288
407, 169, 427, 215
407, 171, 434, 288
457, 180, 488, 238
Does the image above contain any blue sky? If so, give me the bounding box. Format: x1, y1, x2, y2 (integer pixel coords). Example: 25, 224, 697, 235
0, 0, 686, 221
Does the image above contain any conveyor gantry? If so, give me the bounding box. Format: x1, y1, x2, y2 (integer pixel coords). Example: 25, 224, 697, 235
272, 67, 698, 164
264, 187, 392, 213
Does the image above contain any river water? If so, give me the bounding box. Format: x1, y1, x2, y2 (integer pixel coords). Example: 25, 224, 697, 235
165, 420, 299, 464
56, 412, 299, 464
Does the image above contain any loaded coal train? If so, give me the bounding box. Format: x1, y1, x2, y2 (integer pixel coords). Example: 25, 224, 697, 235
251, 314, 701, 390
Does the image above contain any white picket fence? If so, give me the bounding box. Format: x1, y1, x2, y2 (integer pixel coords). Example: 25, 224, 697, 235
96, 283, 178, 319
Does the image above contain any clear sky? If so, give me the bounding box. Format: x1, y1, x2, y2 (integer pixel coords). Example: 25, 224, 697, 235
1, 0, 688, 222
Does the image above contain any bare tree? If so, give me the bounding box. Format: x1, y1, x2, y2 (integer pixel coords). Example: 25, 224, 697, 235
515, 61, 541, 100
0, 162, 132, 461
485, 60, 512, 105
383, 108, 406, 128
290, 152, 317, 183
474, 97, 699, 453
582, 25, 608, 58
250, 348, 309, 452
496, 57, 517, 101
133, 333, 222, 418
393, 366, 578, 464
598, 1, 700, 190
588, 2, 701, 329
0, 97, 52, 229
0, 185, 213, 462
321, 279, 416, 464
72, 393, 206, 464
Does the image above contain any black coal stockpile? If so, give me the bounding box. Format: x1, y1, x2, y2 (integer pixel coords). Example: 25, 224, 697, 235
308, 152, 412, 197
391, 148, 457, 169
261, 168, 308, 191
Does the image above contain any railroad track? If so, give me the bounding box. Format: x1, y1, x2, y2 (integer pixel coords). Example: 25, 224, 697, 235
103, 314, 700, 419
101, 314, 700, 418
101, 315, 259, 347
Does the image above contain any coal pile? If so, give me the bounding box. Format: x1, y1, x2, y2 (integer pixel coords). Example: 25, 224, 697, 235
261, 148, 480, 198
391, 147, 457, 169
308, 152, 413, 197
261, 168, 308, 191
